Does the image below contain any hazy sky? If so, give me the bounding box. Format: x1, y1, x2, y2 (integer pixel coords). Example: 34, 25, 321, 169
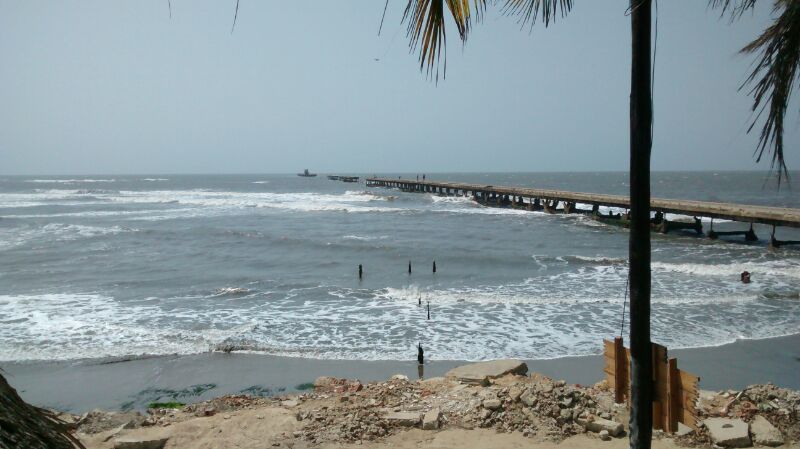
1, 1, 798, 175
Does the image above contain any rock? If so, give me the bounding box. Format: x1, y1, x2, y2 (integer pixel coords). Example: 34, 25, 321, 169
508, 386, 524, 402
385, 412, 422, 427
445, 360, 528, 386
520, 389, 537, 407
390, 374, 409, 381
483, 399, 502, 410
422, 408, 441, 430
675, 422, 694, 437
203, 407, 216, 417
281, 400, 299, 408
56, 412, 80, 430
599, 430, 611, 441
750, 416, 783, 447
420, 377, 446, 384
114, 436, 169, 449
703, 417, 751, 448
78, 410, 146, 434
576, 416, 624, 437
314, 376, 337, 388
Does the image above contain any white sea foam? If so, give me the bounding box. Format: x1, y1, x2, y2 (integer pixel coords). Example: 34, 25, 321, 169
211, 287, 254, 297
429, 195, 474, 204
341, 235, 388, 241
0, 223, 132, 250
652, 260, 800, 279
25, 179, 116, 183
142, 178, 169, 181
2, 278, 799, 362
0, 294, 220, 361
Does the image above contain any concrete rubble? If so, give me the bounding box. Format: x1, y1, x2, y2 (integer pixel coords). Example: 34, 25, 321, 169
445, 359, 529, 386
422, 407, 441, 430
750, 415, 784, 447
65, 367, 798, 448
702, 417, 751, 447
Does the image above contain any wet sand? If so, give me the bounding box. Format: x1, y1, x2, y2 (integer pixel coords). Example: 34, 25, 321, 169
3, 333, 798, 413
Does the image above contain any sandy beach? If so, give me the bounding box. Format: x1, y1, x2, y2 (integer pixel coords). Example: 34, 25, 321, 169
3, 333, 799, 414
44, 353, 798, 449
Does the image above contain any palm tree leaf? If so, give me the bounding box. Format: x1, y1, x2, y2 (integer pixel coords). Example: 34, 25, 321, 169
402, 0, 571, 78
735, 0, 798, 182
709, 0, 757, 20
503, 0, 573, 29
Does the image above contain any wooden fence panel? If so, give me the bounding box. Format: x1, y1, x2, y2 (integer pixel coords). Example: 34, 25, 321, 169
603, 338, 700, 432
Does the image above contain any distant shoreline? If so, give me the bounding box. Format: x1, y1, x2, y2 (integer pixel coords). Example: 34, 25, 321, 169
3, 333, 798, 414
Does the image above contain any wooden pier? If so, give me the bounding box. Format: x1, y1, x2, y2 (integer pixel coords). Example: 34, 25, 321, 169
366, 177, 800, 245
328, 175, 360, 183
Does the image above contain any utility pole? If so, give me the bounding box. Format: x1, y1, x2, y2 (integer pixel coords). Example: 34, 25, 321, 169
628, 1, 653, 448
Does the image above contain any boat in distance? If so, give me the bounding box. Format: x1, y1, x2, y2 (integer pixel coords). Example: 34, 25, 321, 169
298, 169, 317, 177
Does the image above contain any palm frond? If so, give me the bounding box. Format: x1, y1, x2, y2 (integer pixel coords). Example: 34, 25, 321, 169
738, 0, 799, 182
503, 0, 573, 29
402, 0, 571, 79
709, 0, 757, 20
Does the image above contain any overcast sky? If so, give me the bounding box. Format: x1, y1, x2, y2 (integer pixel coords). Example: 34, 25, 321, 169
1, 1, 798, 175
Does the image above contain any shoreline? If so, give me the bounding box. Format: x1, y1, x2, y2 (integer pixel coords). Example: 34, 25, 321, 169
2, 333, 799, 414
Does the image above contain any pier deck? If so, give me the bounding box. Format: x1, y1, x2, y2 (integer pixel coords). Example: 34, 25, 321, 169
366, 178, 800, 229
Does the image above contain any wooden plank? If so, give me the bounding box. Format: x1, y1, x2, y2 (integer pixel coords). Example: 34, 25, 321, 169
676, 366, 700, 431
603, 357, 617, 372
679, 370, 700, 385
678, 409, 697, 429
666, 358, 679, 433
614, 337, 626, 404
604, 339, 615, 357
651, 343, 669, 430
652, 401, 663, 430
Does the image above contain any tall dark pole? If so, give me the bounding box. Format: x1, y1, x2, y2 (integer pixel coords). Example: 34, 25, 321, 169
629, 1, 653, 449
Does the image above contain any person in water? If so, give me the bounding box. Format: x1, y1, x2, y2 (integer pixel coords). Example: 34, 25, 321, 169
741, 271, 751, 284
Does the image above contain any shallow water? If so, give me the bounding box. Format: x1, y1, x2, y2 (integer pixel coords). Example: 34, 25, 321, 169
1, 172, 798, 362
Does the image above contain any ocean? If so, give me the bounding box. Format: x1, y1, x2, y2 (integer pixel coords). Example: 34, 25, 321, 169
1, 172, 799, 364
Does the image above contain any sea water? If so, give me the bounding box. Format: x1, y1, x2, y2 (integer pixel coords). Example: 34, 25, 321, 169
0, 172, 798, 362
